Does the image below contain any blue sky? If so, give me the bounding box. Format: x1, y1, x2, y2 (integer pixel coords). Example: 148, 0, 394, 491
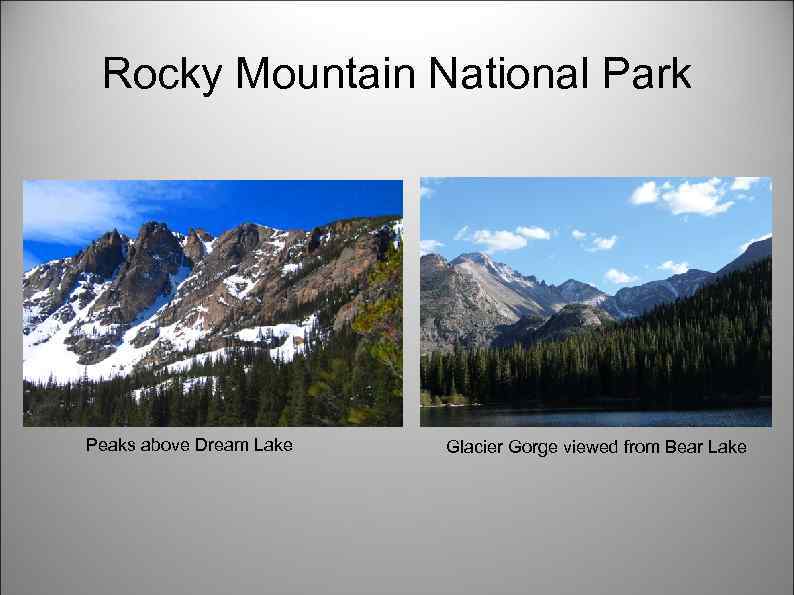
420, 177, 772, 291
23, 180, 402, 269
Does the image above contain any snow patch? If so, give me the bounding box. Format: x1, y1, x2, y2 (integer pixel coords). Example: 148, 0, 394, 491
132, 376, 215, 402
167, 348, 230, 373
391, 220, 404, 248
235, 314, 317, 362
268, 239, 286, 252
172, 231, 188, 248
281, 262, 302, 276
223, 274, 256, 300
23, 265, 204, 383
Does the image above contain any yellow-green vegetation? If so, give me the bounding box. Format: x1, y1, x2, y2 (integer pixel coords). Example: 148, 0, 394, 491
420, 390, 433, 407
351, 240, 403, 374
446, 394, 468, 406
348, 241, 403, 425
420, 389, 471, 407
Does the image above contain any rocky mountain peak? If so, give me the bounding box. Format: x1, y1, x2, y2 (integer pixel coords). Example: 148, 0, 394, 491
451, 252, 492, 266
718, 236, 772, 277
214, 223, 281, 263
531, 303, 614, 343
137, 220, 171, 241
190, 227, 213, 242
558, 278, 588, 290
744, 237, 772, 258
131, 222, 183, 267
556, 278, 606, 303
453, 252, 539, 283
75, 229, 127, 279
672, 268, 710, 280
91, 221, 186, 327
128, 221, 183, 266
183, 227, 215, 264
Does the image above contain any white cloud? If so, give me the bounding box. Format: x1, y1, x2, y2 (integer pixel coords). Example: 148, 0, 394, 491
463, 225, 552, 253
23, 250, 40, 271
23, 181, 148, 245
515, 225, 552, 240
420, 177, 444, 199
572, 230, 618, 252
630, 181, 660, 205
23, 180, 212, 247
658, 260, 689, 275
631, 178, 734, 217
738, 232, 772, 254
660, 177, 733, 216
420, 239, 445, 256
604, 268, 639, 284
453, 225, 470, 241
471, 229, 527, 253
588, 235, 618, 252
731, 177, 760, 191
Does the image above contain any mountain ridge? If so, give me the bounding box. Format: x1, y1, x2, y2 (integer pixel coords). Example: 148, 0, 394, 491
24, 215, 403, 382
420, 236, 771, 353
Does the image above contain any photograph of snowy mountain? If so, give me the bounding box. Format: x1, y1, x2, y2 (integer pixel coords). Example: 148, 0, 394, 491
23, 180, 403, 426
420, 177, 772, 427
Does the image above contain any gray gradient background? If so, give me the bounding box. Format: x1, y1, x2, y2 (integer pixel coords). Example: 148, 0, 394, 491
1, 2, 792, 594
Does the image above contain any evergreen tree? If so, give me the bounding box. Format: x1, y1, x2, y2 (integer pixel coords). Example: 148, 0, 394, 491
420, 258, 773, 409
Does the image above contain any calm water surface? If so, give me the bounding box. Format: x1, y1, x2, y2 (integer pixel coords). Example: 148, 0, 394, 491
421, 404, 772, 427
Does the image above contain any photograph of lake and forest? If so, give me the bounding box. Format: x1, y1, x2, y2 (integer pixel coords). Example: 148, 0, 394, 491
420, 177, 772, 427
23, 180, 403, 427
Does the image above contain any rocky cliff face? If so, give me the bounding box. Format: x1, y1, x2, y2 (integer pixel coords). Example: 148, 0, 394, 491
23, 216, 402, 381
420, 254, 516, 353
63, 222, 194, 364
420, 253, 614, 353
182, 227, 214, 264
530, 304, 614, 343
23, 230, 128, 334
449, 252, 567, 317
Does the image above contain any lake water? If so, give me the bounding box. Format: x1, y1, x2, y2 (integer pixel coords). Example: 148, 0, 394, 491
420, 404, 772, 427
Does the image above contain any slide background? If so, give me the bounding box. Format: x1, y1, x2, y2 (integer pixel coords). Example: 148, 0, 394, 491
2, 3, 792, 594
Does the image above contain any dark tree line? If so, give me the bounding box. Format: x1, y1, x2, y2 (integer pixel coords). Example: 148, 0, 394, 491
421, 258, 772, 408
24, 325, 397, 427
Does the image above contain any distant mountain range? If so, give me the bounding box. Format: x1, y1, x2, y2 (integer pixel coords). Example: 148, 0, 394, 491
24, 215, 403, 382
420, 237, 771, 354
